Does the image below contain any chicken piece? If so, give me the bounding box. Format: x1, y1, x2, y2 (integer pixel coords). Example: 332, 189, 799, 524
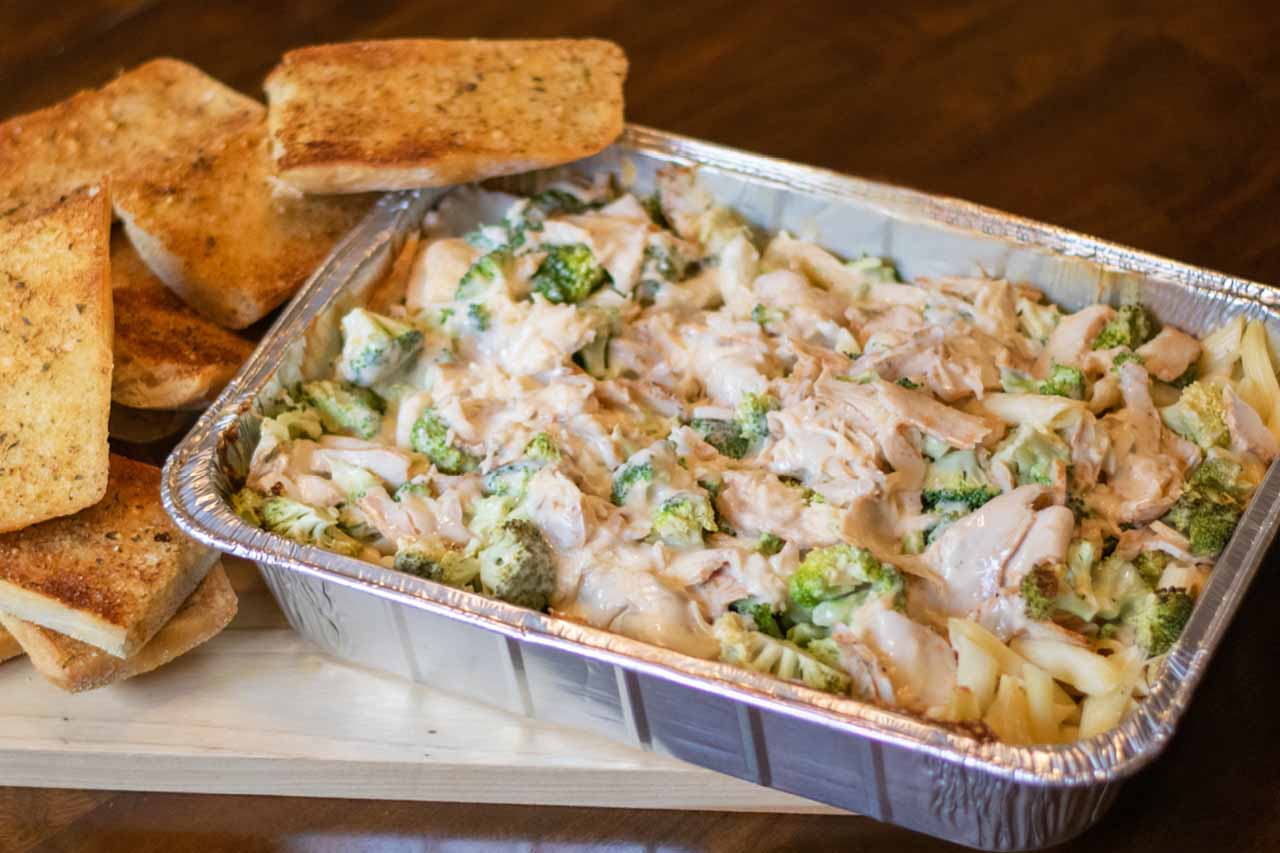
1002, 505, 1074, 588
756, 401, 883, 505
515, 468, 591, 551
716, 469, 842, 548
841, 601, 958, 712
547, 195, 654, 295
315, 435, 414, 487
1136, 327, 1201, 383
873, 380, 999, 449
498, 299, 600, 376
406, 237, 478, 310
1037, 304, 1115, 373
830, 625, 898, 706
1224, 384, 1280, 463
920, 485, 1046, 617
558, 560, 719, 659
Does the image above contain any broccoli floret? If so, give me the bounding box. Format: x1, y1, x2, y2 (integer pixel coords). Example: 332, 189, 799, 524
785, 622, 828, 646
1020, 564, 1062, 620
394, 542, 481, 590
788, 544, 903, 610
1189, 454, 1254, 496
611, 460, 654, 506
758, 532, 785, 556
1091, 303, 1156, 350
735, 393, 778, 443
1126, 588, 1194, 657
896, 377, 921, 390
1055, 539, 1101, 621
524, 433, 561, 463
651, 493, 717, 547
300, 380, 385, 439
266, 406, 323, 442
336, 504, 380, 541
641, 241, 694, 284
730, 597, 783, 638
482, 461, 541, 498
922, 449, 999, 512
466, 302, 490, 332
1160, 381, 1229, 449
531, 243, 611, 304
1171, 363, 1199, 389
573, 308, 616, 379
1111, 350, 1145, 371
503, 189, 603, 248
477, 519, 557, 610
1134, 550, 1170, 588
393, 477, 431, 501
1040, 363, 1087, 399
1091, 554, 1154, 620
1015, 297, 1061, 344
992, 424, 1070, 488
689, 418, 750, 459
846, 254, 899, 283
410, 408, 480, 475
698, 477, 736, 537
328, 460, 382, 501
336, 308, 424, 387
751, 303, 785, 328
455, 249, 511, 300
260, 496, 363, 556
714, 612, 851, 695
230, 487, 266, 526
1162, 489, 1241, 557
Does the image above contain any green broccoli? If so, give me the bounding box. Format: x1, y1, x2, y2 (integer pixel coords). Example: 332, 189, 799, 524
788, 544, 904, 611
394, 542, 481, 590
1160, 381, 1229, 449
328, 460, 382, 501
1171, 363, 1199, 389
1125, 588, 1195, 657
1091, 303, 1156, 350
483, 461, 540, 498
651, 493, 717, 547
455, 248, 511, 300
730, 597, 784, 638
736, 393, 777, 442
611, 460, 654, 506
393, 477, 431, 501
992, 424, 1071, 488
336, 308, 424, 387
785, 622, 828, 646
846, 254, 900, 283
300, 379, 385, 439
641, 241, 694, 285
1055, 539, 1101, 621
1020, 564, 1062, 620
714, 612, 851, 695
502, 189, 603, 248
230, 487, 266, 526
410, 408, 480, 475
466, 302, 490, 332
1091, 554, 1155, 621
531, 243, 611, 304
477, 519, 557, 610
896, 377, 921, 390
1134, 550, 1170, 588
336, 504, 380, 541
1111, 350, 1145, 371
922, 449, 1000, 513
1039, 364, 1087, 399
524, 432, 561, 463
262, 406, 323, 443
259, 496, 363, 556
1162, 486, 1242, 557
689, 417, 750, 459
751, 303, 785, 328
758, 532, 785, 556
573, 308, 616, 379
699, 477, 736, 538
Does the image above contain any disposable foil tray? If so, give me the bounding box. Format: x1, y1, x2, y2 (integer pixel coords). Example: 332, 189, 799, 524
163, 126, 1280, 850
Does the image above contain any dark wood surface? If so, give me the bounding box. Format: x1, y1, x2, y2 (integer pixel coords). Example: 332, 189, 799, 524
4, 1, 1280, 850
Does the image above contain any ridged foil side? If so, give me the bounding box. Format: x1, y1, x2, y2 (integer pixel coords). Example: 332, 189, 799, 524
163, 126, 1280, 850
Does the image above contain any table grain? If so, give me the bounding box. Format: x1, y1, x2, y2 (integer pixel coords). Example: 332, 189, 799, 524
4, 1, 1279, 851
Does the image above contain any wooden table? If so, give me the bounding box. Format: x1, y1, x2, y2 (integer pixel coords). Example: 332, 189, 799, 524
3, 2, 1279, 850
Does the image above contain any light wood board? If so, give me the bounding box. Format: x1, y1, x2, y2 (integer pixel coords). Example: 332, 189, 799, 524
0, 559, 837, 813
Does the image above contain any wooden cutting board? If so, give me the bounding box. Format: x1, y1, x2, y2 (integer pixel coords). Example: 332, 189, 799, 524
0, 559, 836, 814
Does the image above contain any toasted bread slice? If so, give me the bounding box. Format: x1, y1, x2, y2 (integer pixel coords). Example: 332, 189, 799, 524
0, 184, 113, 533
110, 234, 254, 409
113, 120, 374, 328
0, 625, 20, 663
0, 59, 261, 218
263, 39, 628, 193
0, 560, 237, 692
0, 454, 216, 658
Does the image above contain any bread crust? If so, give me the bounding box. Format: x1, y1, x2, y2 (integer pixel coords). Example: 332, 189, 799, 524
0, 625, 20, 663
0, 561, 237, 692
263, 39, 628, 193
0, 455, 216, 658
110, 235, 254, 409
0, 183, 113, 532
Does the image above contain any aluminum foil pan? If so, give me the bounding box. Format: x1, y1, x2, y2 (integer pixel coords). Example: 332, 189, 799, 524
163, 126, 1280, 850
